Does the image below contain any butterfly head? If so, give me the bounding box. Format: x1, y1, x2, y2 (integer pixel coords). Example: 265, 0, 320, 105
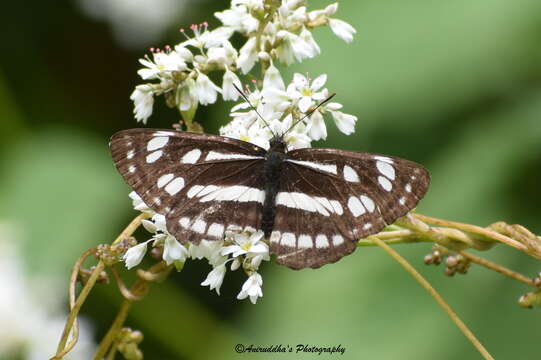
269, 135, 287, 154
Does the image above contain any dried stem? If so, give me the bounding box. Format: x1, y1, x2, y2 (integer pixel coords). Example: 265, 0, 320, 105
52, 213, 149, 360
370, 235, 495, 360
458, 250, 535, 287
413, 214, 540, 258
93, 261, 171, 359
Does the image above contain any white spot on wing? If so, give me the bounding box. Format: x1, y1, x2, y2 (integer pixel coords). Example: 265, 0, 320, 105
147, 136, 169, 151
154, 131, 175, 136
281, 232, 296, 247
315, 234, 329, 248
378, 176, 393, 192
198, 185, 264, 203
330, 200, 343, 215
128, 165, 136, 173
205, 151, 263, 161
348, 196, 366, 217
360, 195, 376, 213
192, 219, 207, 234
343, 165, 360, 182
287, 160, 337, 174
187, 185, 205, 198
374, 156, 394, 164
405, 183, 412, 193
270, 231, 281, 243
376, 160, 396, 180
127, 150, 134, 159
276, 192, 336, 216
363, 223, 372, 230
165, 177, 185, 195
157, 173, 174, 188
207, 223, 224, 238
181, 149, 201, 164
332, 235, 345, 246
298, 234, 313, 248
179, 217, 190, 228
146, 150, 163, 163
399, 197, 406, 205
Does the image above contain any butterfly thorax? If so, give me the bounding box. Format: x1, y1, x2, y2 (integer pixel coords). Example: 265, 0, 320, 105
261, 137, 287, 237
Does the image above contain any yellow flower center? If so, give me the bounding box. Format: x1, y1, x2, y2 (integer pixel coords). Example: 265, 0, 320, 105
301, 88, 313, 97
240, 134, 250, 142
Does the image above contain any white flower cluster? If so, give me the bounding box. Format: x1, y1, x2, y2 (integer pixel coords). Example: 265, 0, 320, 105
125, 192, 269, 304
220, 69, 357, 150
131, 0, 357, 146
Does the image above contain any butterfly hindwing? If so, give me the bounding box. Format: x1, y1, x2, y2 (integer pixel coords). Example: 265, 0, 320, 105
110, 129, 267, 245
269, 148, 430, 269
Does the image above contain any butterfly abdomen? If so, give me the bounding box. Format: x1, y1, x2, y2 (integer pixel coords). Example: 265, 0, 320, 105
261, 150, 285, 237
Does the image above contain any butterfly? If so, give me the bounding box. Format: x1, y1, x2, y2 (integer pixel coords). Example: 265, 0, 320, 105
109, 127, 430, 270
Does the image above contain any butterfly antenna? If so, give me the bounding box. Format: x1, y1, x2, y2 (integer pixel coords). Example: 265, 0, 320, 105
233, 83, 277, 138
283, 92, 336, 137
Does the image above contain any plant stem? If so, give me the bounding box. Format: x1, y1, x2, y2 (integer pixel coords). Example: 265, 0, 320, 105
458, 250, 535, 287
413, 213, 537, 257
94, 300, 133, 360
370, 235, 495, 360
52, 213, 148, 360
53, 260, 105, 359
93, 261, 170, 359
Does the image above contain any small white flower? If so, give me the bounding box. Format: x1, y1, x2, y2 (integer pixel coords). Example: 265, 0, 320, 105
129, 191, 154, 215
137, 51, 187, 80
231, 257, 241, 271
263, 62, 285, 91
222, 119, 271, 149
299, 28, 320, 57
195, 72, 222, 105
130, 84, 154, 124
221, 230, 269, 259
307, 109, 327, 140
179, 78, 198, 112
152, 214, 167, 232
181, 23, 234, 49
207, 41, 238, 67
275, 30, 296, 65
123, 240, 150, 269
215, 5, 259, 34
329, 18, 356, 43
141, 219, 157, 233
237, 37, 258, 74
222, 68, 242, 101
289, 73, 327, 112
162, 235, 188, 265
329, 110, 357, 135
189, 239, 225, 266
237, 272, 263, 304
325, 2, 338, 16
201, 262, 227, 295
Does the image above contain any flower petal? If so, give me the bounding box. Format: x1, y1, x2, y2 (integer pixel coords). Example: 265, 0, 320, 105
310, 74, 327, 91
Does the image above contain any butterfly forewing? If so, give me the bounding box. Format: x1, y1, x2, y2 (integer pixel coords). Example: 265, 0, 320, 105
110, 129, 267, 245
269, 148, 430, 269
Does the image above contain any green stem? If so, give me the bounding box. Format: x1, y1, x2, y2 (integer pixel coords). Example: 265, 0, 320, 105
94, 300, 133, 360
370, 236, 495, 360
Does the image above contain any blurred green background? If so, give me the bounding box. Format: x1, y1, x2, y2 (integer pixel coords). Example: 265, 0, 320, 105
1, 0, 540, 359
